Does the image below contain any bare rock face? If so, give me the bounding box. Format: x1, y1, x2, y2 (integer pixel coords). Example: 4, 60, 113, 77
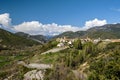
24, 70, 45, 80
23, 63, 52, 80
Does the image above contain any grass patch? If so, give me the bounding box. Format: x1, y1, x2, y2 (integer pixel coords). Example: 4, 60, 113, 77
31, 52, 66, 64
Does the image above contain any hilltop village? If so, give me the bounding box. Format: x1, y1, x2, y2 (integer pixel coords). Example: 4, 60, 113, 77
56, 36, 120, 47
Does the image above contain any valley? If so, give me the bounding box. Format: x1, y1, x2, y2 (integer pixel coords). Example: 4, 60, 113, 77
1, 1, 120, 80
0, 24, 120, 80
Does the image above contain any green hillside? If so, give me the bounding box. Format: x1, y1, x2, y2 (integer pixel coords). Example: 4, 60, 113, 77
54, 31, 86, 39
0, 35, 119, 79
0, 28, 40, 49
0, 24, 120, 79
54, 24, 120, 39
15, 32, 47, 43
29, 40, 120, 80
85, 24, 120, 39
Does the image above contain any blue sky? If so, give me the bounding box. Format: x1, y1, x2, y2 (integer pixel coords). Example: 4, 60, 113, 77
0, 0, 120, 35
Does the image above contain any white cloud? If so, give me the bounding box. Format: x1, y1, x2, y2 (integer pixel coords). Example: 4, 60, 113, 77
0, 13, 11, 27
14, 21, 81, 36
0, 13, 108, 36
13, 18, 107, 36
83, 18, 107, 29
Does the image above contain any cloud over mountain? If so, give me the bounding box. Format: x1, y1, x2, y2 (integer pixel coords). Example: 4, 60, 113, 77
14, 21, 81, 36
0, 13, 107, 36
83, 18, 107, 29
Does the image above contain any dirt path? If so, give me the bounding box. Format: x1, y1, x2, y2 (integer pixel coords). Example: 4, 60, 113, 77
41, 47, 67, 54
27, 63, 52, 69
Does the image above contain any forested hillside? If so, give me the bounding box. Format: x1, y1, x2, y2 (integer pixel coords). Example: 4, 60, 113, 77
54, 24, 120, 39
0, 28, 40, 50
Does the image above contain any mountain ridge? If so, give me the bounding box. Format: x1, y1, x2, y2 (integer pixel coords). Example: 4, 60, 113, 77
54, 23, 120, 39
15, 32, 48, 44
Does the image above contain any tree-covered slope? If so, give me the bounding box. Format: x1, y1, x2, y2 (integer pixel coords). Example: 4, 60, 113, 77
85, 24, 120, 39
0, 28, 40, 49
54, 23, 120, 39
54, 31, 86, 39
15, 32, 47, 43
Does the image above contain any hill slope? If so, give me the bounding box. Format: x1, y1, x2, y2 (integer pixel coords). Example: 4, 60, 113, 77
54, 23, 120, 39
28, 40, 120, 80
0, 28, 40, 49
85, 23, 120, 39
15, 32, 47, 43
54, 31, 86, 39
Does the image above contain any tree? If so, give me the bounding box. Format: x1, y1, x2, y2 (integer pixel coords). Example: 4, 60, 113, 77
83, 42, 97, 56
74, 39, 82, 50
